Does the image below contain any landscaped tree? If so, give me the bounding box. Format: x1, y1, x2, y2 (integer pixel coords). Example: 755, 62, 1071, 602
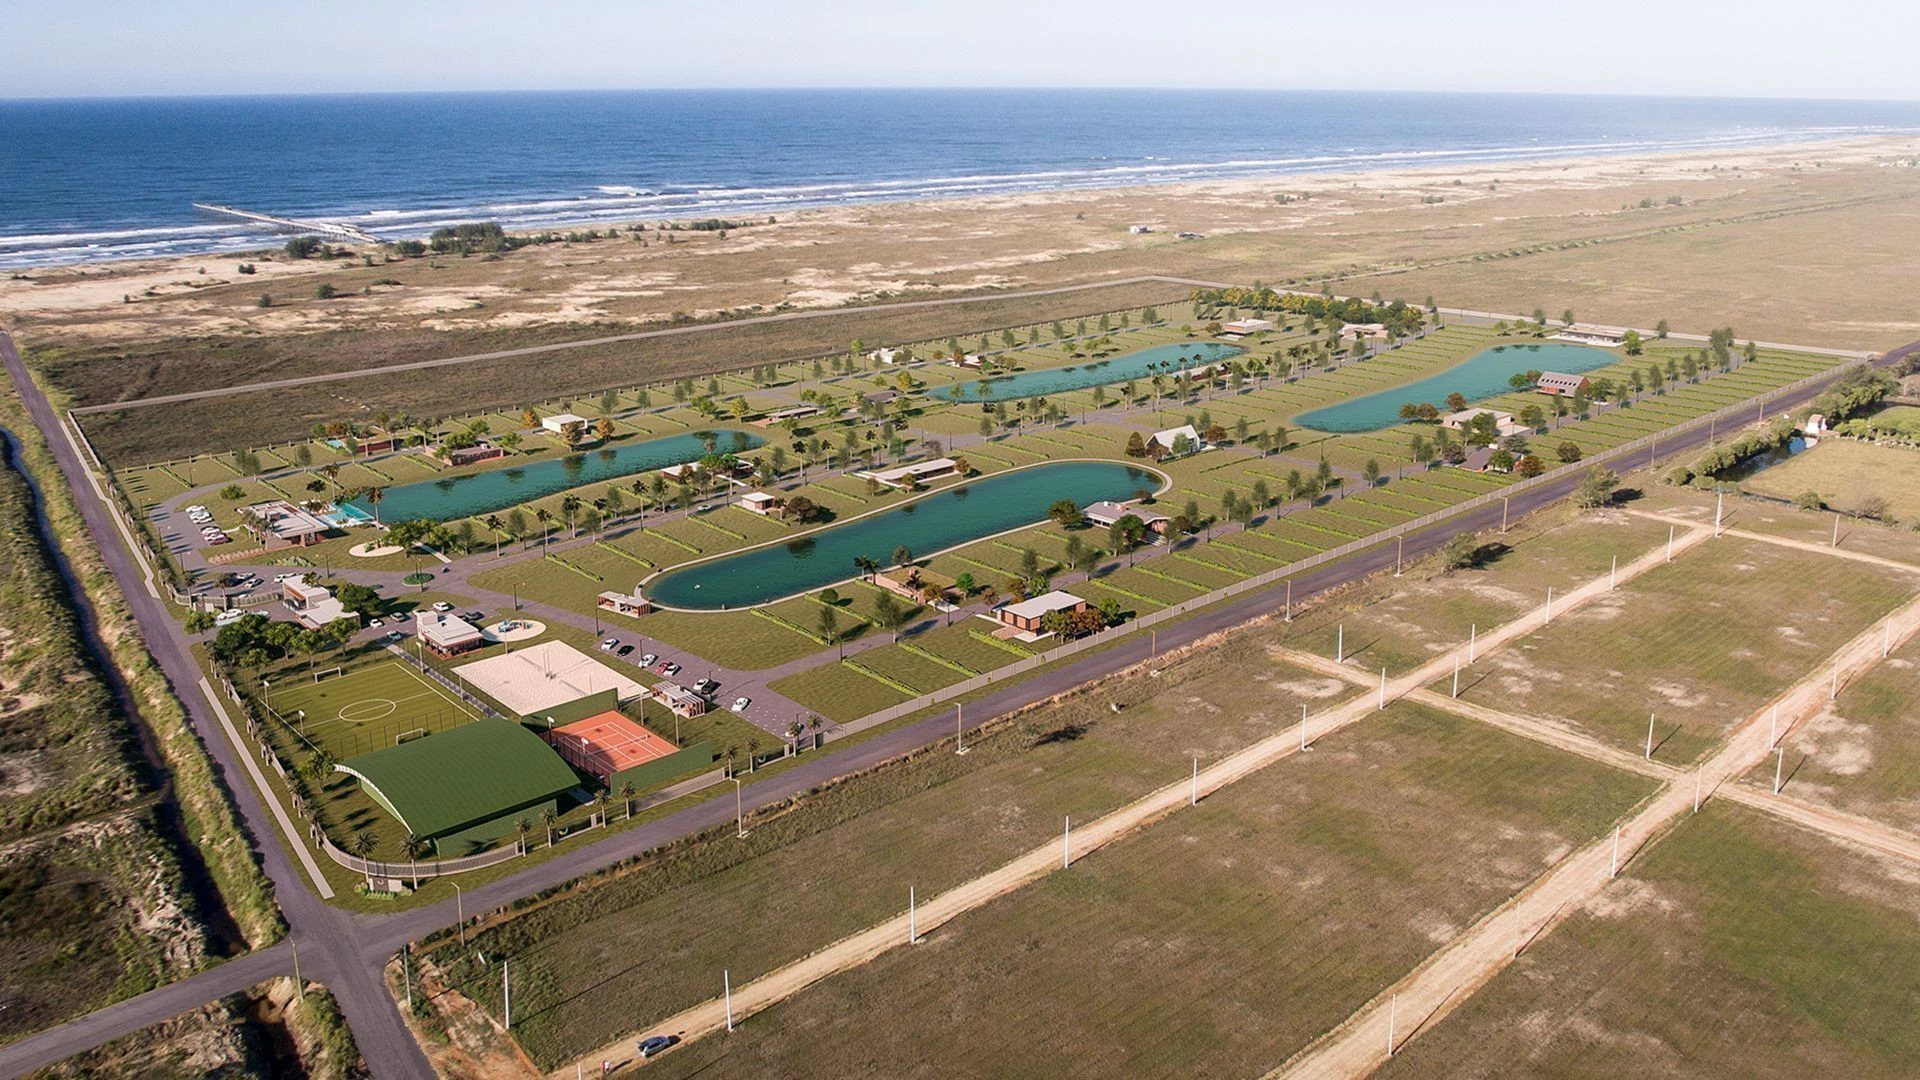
1556, 441, 1584, 464
892, 545, 914, 569
1515, 455, 1547, 478
1124, 431, 1148, 457
1623, 329, 1644, 355
1445, 391, 1468, 413
1442, 533, 1484, 571
816, 602, 840, 650
539, 805, 558, 847
364, 486, 385, 524
350, 830, 379, 890
872, 591, 908, 642
1573, 467, 1621, 508
1363, 459, 1382, 487
1048, 499, 1085, 528
1316, 457, 1335, 490
514, 817, 532, 855
619, 779, 637, 819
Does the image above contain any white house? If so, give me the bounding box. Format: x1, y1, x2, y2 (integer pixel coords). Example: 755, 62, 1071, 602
995, 590, 1090, 638
1339, 323, 1390, 343
540, 413, 601, 446
859, 457, 958, 488
868, 347, 903, 365
1441, 409, 1532, 438
1148, 424, 1207, 456
1221, 318, 1274, 336
1084, 500, 1172, 539
737, 491, 783, 515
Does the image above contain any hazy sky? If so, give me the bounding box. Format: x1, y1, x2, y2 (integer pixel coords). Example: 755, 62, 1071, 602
4, 0, 1916, 101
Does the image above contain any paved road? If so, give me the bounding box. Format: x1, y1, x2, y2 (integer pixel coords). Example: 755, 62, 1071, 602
5, 325, 1910, 1078
69, 275, 1230, 413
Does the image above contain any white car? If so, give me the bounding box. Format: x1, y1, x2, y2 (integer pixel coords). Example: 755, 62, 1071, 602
731, 696, 751, 713
639, 653, 658, 667
213, 609, 247, 626
273, 573, 297, 583
600, 637, 618, 651
431, 601, 454, 613
368, 618, 384, 629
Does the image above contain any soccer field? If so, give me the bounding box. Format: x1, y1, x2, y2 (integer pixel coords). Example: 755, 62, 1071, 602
263, 660, 485, 760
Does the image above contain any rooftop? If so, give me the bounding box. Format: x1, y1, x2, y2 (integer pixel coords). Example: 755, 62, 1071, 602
1001, 590, 1087, 621
336, 719, 579, 838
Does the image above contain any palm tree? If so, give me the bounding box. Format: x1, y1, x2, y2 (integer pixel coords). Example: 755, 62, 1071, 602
485, 514, 504, 556
404, 830, 423, 890
539, 805, 559, 847
533, 507, 554, 551
513, 816, 531, 856
365, 486, 386, 525
807, 714, 824, 750
560, 494, 582, 535
594, 789, 611, 828
723, 744, 739, 778
619, 779, 637, 820
784, 719, 804, 756
350, 830, 378, 890
746, 735, 762, 773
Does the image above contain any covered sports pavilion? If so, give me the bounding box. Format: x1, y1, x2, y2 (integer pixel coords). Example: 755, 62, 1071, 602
335, 719, 582, 855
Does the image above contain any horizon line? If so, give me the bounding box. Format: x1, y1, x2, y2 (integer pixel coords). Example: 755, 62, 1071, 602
5, 85, 1920, 107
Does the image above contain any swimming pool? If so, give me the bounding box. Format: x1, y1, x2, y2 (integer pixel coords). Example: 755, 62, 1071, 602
936, 342, 1245, 403
348, 430, 763, 524
644, 460, 1163, 610
1294, 343, 1618, 433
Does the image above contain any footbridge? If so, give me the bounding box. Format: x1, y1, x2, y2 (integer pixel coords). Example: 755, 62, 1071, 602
193, 203, 380, 244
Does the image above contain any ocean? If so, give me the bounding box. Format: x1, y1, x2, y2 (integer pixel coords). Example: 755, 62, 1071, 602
3, 88, 1917, 269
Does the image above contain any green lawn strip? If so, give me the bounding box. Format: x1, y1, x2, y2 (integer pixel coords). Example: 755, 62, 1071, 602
640, 608, 826, 669
851, 646, 966, 694
646, 703, 1655, 1080
770, 662, 913, 721
594, 540, 655, 570
898, 640, 980, 677
639, 526, 703, 555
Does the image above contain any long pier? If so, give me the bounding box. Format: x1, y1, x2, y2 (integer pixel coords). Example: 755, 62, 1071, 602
192, 202, 380, 244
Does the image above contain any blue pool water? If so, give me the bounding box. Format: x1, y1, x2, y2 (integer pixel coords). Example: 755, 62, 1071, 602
1294, 343, 1618, 433
936, 342, 1245, 402
348, 429, 762, 524
645, 461, 1162, 610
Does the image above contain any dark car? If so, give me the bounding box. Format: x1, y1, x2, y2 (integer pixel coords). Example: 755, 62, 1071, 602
464, 611, 485, 623
617, 644, 635, 657
638, 1034, 678, 1058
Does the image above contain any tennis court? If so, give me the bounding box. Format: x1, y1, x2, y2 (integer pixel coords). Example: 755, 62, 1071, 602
264, 660, 486, 760
548, 710, 679, 783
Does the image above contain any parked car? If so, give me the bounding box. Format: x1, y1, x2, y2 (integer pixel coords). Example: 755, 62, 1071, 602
273, 573, 298, 583
616, 644, 635, 657
731, 697, 751, 713
206, 534, 231, 544
368, 619, 384, 629
662, 662, 682, 677
638, 1035, 678, 1058
463, 610, 485, 623
639, 653, 658, 667
600, 637, 618, 651
213, 609, 247, 626
385, 630, 403, 643
693, 677, 718, 696
431, 601, 454, 613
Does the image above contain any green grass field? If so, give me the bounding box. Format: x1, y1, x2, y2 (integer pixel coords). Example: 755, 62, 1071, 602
643, 703, 1655, 1080
263, 659, 485, 762
1378, 803, 1920, 1080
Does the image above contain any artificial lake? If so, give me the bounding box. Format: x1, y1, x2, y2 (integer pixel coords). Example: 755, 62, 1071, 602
1294, 343, 1618, 433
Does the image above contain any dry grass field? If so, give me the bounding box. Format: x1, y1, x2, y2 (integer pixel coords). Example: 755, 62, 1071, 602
641, 704, 1654, 1080
1375, 803, 1920, 1080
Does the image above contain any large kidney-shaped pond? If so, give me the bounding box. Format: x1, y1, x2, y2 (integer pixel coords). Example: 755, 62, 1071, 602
349, 430, 763, 524
645, 460, 1162, 610
1294, 343, 1618, 433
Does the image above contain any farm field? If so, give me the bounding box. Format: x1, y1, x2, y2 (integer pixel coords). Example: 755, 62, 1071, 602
1376, 803, 1920, 1080
641, 703, 1656, 1080
1448, 535, 1915, 764
434, 641, 1367, 1069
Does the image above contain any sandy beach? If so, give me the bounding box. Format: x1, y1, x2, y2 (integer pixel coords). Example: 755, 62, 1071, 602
5, 133, 1920, 353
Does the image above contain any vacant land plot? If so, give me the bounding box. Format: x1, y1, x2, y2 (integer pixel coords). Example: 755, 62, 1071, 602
1452, 536, 1914, 764
1741, 438, 1920, 522
1280, 508, 1674, 675
1378, 803, 1920, 1079
643, 704, 1654, 1080
1641, 485, 1920, 568
435, 639, 1368, 1069
1748, 634, 1920, 833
